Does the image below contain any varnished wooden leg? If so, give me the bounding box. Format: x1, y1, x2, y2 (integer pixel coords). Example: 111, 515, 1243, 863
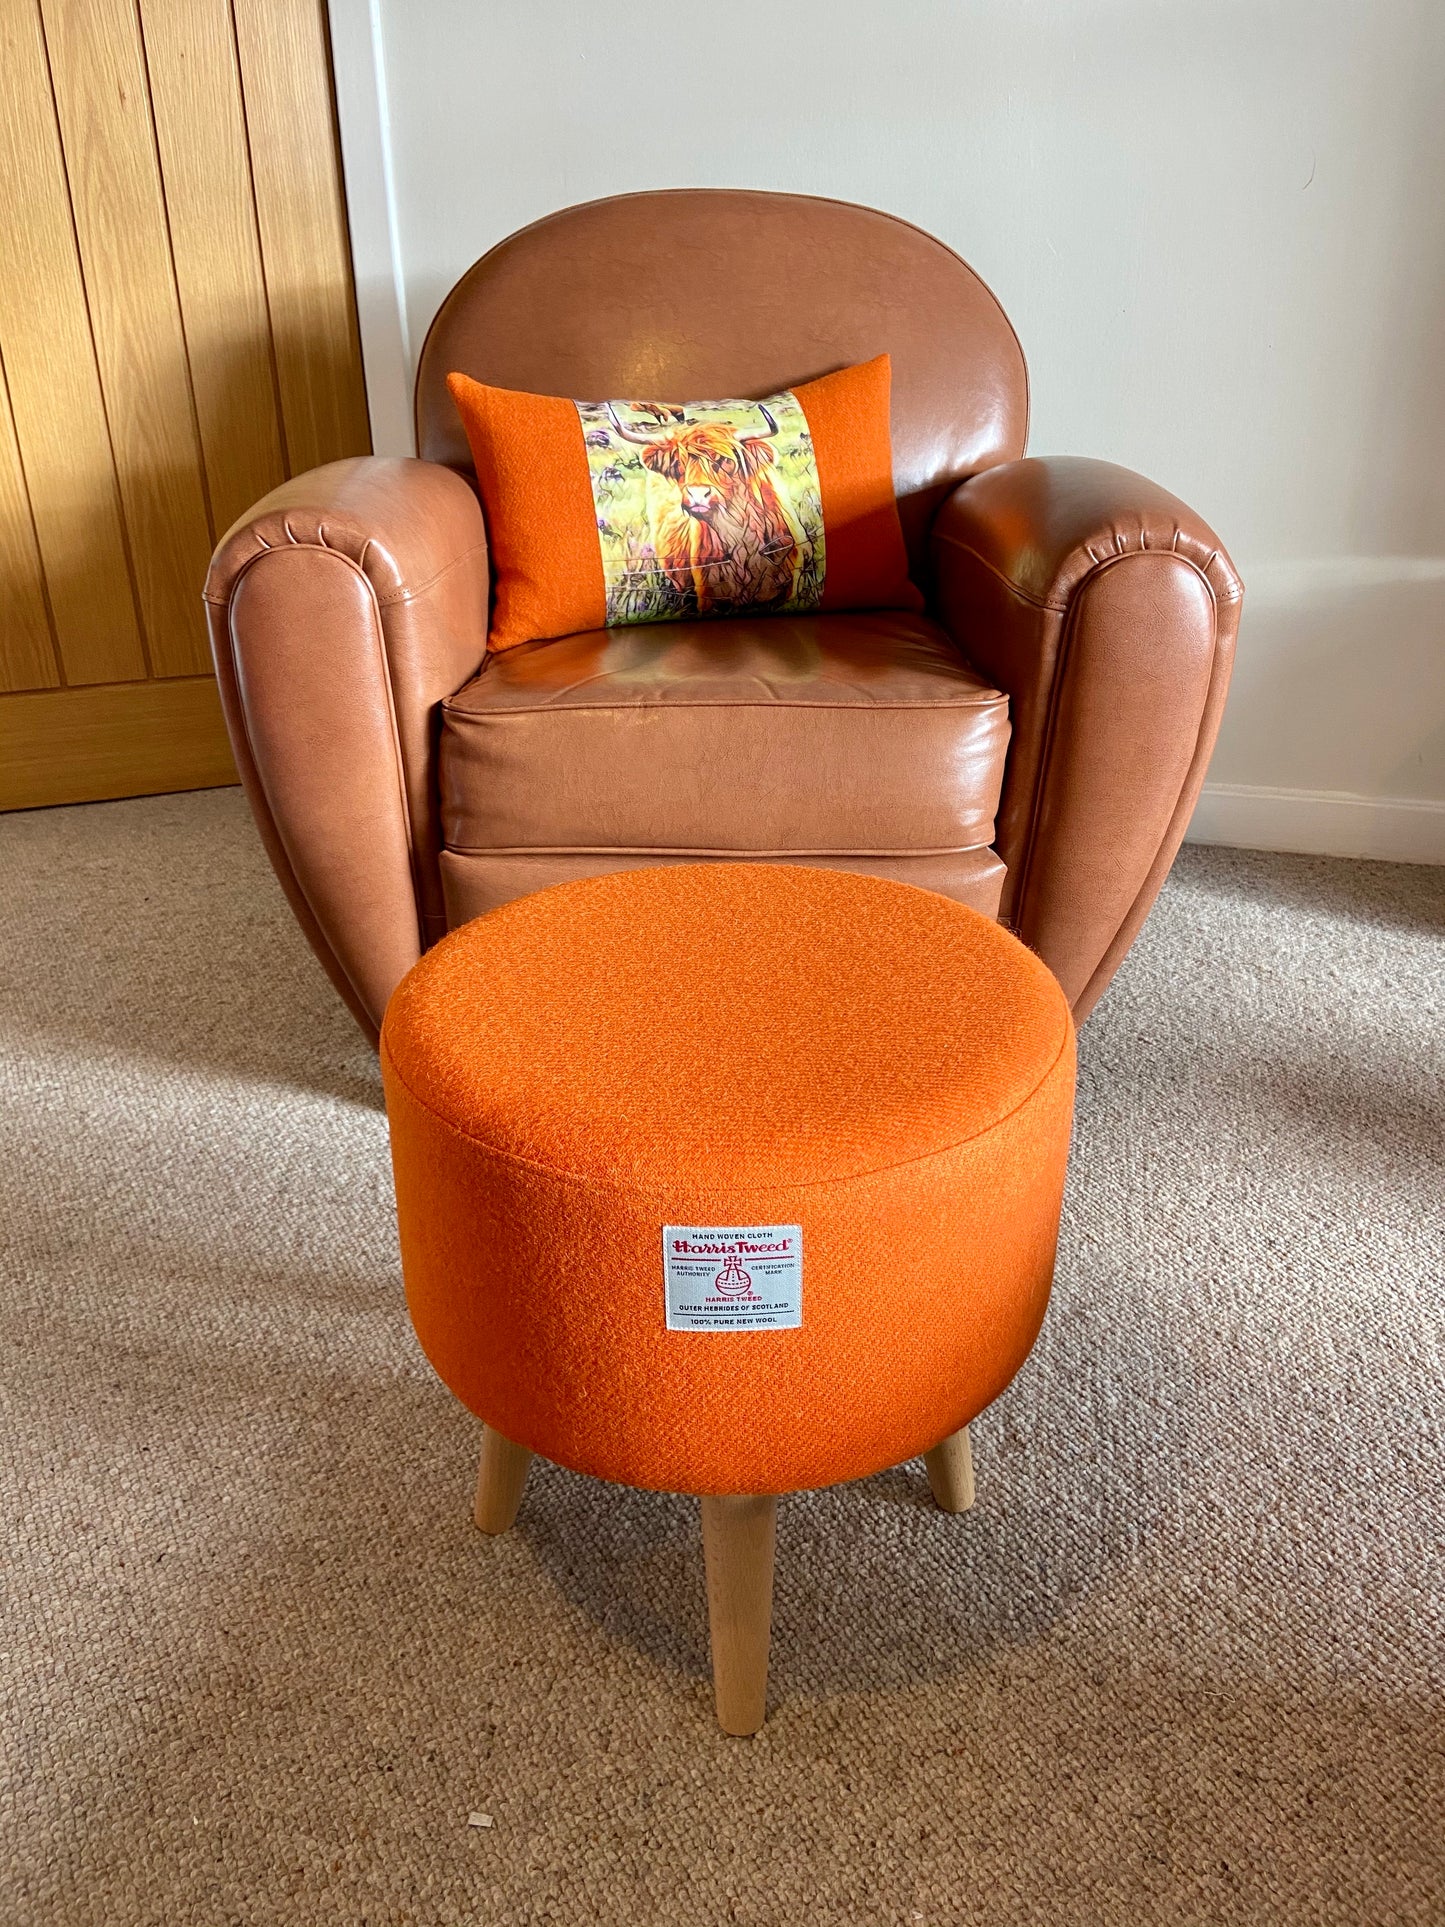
473, 1425, 532, 1534
924, 1425, 975, 1513
700, 1494, 777, 1736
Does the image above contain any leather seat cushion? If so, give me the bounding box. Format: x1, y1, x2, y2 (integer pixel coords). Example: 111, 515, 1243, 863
439, 610, 1010, 862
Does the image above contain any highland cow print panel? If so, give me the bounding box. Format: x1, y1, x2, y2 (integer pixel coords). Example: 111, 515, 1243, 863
576, 391, 825, 626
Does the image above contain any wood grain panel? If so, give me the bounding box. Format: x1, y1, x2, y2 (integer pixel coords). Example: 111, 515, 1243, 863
233, 0, 370, 475
0, 676, 236, 809
0, 0, 146, 687
41, 0, 215, 679
0, 353, 58, 693
140, 0, 286, 536
1, 0, 368, 807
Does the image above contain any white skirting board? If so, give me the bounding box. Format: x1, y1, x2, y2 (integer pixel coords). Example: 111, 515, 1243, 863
1187, 784, 1445, 865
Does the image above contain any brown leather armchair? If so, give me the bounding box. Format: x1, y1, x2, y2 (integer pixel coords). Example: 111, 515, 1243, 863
205, 190, 1241, 1043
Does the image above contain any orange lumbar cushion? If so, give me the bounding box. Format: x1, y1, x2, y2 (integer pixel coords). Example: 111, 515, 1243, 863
447, 354, 923, 651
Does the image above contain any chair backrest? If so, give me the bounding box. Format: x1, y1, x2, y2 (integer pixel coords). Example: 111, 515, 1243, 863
415, 190, 1028, 567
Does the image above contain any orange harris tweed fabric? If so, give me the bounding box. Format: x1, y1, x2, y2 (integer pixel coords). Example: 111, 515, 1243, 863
447, 355, 922, 651
380, 866, 1076, 1494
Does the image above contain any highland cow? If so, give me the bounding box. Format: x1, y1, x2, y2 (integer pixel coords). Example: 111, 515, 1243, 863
607, 403, 803, 616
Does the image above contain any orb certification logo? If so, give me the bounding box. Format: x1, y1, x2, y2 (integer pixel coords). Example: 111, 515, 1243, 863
711, 1252, 754, 1298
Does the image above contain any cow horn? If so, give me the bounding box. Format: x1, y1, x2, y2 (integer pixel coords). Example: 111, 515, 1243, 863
606, 404, 669, 445
751, 402, 780, 439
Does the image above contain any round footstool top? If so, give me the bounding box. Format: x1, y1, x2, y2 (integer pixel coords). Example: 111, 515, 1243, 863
381, 864, 1075, 1493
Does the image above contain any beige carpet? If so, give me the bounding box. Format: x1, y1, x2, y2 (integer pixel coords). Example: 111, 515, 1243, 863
2, 790, 1442, 1926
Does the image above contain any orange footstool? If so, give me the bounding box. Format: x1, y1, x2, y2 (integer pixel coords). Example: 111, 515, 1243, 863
381, 864, 1075, 1733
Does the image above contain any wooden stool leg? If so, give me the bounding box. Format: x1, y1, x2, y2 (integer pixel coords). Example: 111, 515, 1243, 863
924, 1425, 975, 1513
701, 1494, 777, 1736
473, 1426, 532, 1534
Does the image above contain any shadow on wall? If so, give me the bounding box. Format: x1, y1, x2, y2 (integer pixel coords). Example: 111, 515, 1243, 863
1204, 0, 1445, 816
1214, 560, 1445, 802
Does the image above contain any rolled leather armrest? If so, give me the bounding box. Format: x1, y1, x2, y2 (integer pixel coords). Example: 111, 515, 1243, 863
931, 456, 1243, 1019
205, 457, 490, 1041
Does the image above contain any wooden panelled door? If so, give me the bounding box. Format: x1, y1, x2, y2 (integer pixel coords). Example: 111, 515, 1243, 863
0, 0, 370, 810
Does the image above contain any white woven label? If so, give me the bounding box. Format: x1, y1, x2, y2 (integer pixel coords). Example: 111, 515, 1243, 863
663, 1224, 803, 1332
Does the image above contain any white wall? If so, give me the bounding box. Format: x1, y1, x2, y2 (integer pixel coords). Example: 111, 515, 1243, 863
330, 0, 1445, 861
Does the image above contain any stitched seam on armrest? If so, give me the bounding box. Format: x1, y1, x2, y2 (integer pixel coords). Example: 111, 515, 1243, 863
935, 528, 1242, 611
223, 555, 424, 1006
369, 541, 489, 606
1072, 607, 1226, 1019
935, 531, 1062, 609
1009, 552, 1222, 985
203, 536, 488, 608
